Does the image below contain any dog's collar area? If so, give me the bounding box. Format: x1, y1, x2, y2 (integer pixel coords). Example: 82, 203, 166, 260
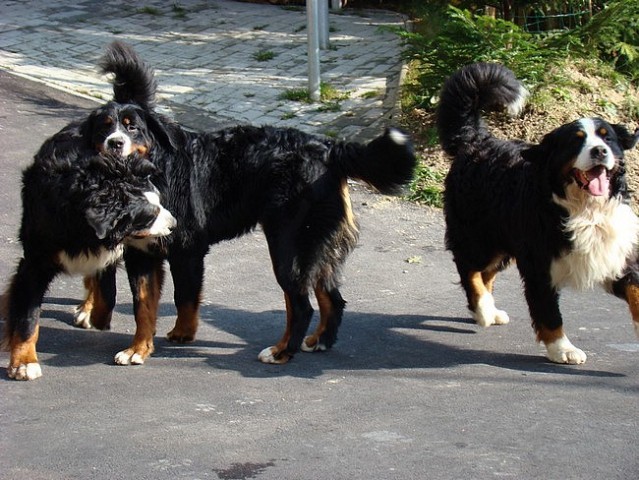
571, 165, 610, 196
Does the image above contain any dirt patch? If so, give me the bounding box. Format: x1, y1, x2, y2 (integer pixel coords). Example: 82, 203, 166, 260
403, 66, 639, 207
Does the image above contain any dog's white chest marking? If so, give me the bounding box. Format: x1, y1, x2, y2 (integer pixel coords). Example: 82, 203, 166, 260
57, 245, 124, 276
551, 193, 639, 290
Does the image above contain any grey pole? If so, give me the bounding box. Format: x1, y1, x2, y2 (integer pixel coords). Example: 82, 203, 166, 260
319, 0, 329, 50
307, 0, 321, 102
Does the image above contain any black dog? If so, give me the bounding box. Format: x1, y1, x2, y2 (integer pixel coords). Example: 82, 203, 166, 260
2, 152, 176, 380
439, 62, 639, 364
72, 41, 416, 367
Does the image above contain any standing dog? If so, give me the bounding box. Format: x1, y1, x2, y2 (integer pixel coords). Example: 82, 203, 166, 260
440, 62, 639, 364
73, 42, 417, 368
2, 152, 176, 380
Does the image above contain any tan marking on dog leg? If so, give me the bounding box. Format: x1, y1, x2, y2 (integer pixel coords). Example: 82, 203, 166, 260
470, 270, 509, 326
7, 326, 42, 380
167, 302, 200, 343
624, 284, 639, 337
537, 325, 586, 364
74, 275, 113, 330
114, 268, 162, 365
302, 285, 332, 352
258, 293, 293, 364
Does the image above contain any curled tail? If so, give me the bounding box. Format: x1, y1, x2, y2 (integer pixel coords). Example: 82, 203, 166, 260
437, 62, 527, 158
100, 41, 157, 109
330, 128, 416, 194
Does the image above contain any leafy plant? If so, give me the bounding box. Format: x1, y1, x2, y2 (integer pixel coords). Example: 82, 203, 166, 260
400, 5, 564, 110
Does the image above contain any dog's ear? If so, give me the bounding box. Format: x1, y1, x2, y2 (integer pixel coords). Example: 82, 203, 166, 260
145, 113, 179, 152
85, 205, 121, 242
611, 124, 639, 150
80, 110, 99, 149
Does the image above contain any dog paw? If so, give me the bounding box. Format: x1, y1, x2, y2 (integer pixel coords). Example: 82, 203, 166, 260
258, 346, 291, 364
473, 308, 510, 327
545, 337, 587, 364
301, 336, 327, 353
166, 328, 195, 343
114, 349, 146, 365
73, 307, 93, 329
7, 362, 42, 380
473, 293, 509, 326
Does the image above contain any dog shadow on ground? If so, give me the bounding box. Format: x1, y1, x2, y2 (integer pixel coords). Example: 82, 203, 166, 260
23, 296, 627, 384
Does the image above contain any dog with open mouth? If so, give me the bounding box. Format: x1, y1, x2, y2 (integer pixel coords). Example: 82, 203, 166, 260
439, 62, 639, 364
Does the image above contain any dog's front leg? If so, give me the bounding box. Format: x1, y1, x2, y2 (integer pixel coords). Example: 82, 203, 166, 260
114, 249, 164, 365
2, 257, 58, 380
520, 264, 587, 364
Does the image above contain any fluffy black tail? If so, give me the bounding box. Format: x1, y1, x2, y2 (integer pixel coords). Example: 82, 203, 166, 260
330, 128, 416, 194
437, 62, 527, 158
100, 41, 157, 109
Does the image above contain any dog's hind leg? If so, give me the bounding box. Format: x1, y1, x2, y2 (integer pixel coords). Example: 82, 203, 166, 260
610, 262, 639, 337
74, 266, 116, 330
166, 251, 206, 343
459, 262, 510, 327
115, 250, 164, 365
2, 258, 58, 380
302, 284, 346, 353
258, 290, 313, 364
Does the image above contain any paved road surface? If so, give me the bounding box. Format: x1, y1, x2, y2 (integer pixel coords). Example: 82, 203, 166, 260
1, 71, 638, 479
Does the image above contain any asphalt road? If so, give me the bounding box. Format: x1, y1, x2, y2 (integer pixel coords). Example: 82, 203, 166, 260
1, 70, 638, 479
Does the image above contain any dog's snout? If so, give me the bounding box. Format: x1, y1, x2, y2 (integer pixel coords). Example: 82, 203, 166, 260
108, 138, 124, 150
590, 146, 607, 160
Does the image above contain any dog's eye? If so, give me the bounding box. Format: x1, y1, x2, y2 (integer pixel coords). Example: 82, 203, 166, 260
126, 124, 138, 132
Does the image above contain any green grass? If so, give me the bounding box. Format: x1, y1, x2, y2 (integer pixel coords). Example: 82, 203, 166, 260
137, 6, 161, 15
279, 82, 350, 105
253, 50, 276, 62
406, 163, 445, 208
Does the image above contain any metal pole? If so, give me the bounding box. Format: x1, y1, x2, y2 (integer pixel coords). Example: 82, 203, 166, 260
307, 0, 321, 102
318, 0, 329, 50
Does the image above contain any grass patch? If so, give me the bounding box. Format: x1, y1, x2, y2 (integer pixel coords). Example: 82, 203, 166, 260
253, 50, 276, 62
137, 6, 161, 15
279, 82, 350, 105
406, 163, 445, 208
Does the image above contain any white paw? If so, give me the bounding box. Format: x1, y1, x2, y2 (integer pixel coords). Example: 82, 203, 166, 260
114, 350, 145, 365
7, 362, 42, 380
473, 293, 509, 326
257, 346, 289, 364
545, 335, 587, 364
73, 307, 93, 329
301, 337, 327, 352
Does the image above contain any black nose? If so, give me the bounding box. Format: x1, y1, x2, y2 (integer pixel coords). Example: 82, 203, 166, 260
107, 138, 124, 150
590, 146, 607, 160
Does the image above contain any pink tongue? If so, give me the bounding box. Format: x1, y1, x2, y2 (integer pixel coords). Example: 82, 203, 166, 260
587, 167, 609, 196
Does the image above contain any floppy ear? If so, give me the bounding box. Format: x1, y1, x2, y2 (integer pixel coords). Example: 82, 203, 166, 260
145, 113, 179, 152
612, 124, 639, 150
85, 206, 120, 241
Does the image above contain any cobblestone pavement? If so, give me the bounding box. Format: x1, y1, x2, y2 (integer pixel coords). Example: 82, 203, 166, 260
0, 0, 408, 139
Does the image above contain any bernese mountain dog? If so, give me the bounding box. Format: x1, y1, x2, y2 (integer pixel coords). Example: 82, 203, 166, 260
69, 41, 416, 368
439, 62, 639, 364
2, 152, 176, 380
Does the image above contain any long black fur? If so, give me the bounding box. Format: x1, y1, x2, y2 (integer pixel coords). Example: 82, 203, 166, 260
439, 62, 639, 364
85, 41, 417, 364
2, 151, 172, 379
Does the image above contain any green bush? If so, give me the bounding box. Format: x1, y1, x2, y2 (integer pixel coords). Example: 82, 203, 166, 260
564, 0, 639, 81
400, 5, 563, 109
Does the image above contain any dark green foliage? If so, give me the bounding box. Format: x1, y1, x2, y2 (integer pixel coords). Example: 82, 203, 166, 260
563, 1, 639, 81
